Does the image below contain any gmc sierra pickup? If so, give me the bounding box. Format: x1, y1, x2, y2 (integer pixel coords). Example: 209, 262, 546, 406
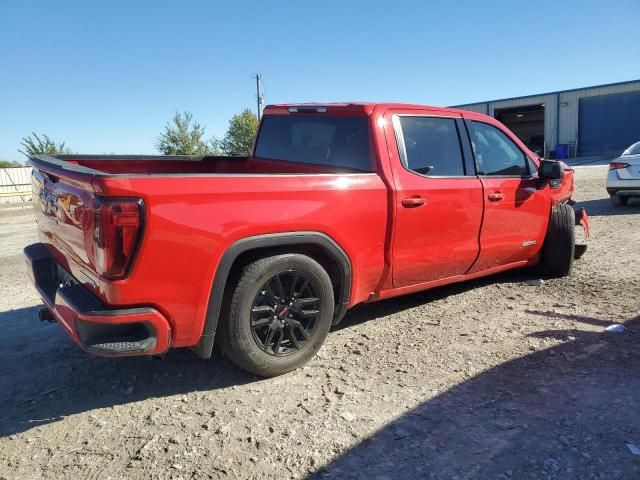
25, 103, 590, 376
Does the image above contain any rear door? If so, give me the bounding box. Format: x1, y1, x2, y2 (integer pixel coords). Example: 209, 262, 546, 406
387, 111, 484, 287
464, 119, 550, 272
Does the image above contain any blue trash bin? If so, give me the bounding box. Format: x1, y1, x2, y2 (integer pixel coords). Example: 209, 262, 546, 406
556, 144, 568, 159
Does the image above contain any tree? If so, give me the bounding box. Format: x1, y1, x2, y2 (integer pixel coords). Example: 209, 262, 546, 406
0, 160, 22, 168
155, 111, 215, 155
207, 137, 222, 156
219, 109, 259, 156
20, 133, 71, 158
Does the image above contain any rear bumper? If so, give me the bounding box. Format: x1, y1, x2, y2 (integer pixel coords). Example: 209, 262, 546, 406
607, 187, 640, 196
606, 174, 640, 195
24, 243, 171, 357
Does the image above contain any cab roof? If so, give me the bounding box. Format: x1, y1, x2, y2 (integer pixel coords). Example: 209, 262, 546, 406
263, 102, 475, 117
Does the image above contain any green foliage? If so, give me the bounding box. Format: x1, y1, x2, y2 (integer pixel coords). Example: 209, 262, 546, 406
155, 111, 218, 155
0, 160, 23, 168
219, 109, 259, 156
207, 137, 222, 156
20, 133, 71, 158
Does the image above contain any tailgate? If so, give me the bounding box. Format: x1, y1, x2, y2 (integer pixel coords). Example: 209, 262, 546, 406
31, 164, 98, 274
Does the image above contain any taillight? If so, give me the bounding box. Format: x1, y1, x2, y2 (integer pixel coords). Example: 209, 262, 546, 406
609, 161, 630, 170
94, 197, 143, 279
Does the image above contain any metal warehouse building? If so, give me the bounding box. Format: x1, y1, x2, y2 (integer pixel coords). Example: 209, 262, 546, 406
452, 79, 640, 158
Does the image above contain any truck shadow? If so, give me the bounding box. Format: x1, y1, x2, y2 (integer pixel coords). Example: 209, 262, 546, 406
0, 270, 541, 438
309, 314, 640, 479
575, 197, 640, 216
0, 306, 257, 437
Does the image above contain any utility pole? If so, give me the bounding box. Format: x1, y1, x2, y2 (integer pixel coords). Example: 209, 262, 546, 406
254, 74, 263, 121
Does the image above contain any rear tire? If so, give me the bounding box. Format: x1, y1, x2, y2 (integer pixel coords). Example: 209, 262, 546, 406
541, 203, 575, 278
217, 254, 334, 377
610, 194, 628, 206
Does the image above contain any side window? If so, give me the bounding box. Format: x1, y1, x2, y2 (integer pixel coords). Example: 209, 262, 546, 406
469, 121, 528, 176
527, 157, 538, 175
397, 116, 465, 176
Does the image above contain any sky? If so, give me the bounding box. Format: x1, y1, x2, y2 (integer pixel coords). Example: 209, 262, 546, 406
1, 0, 639, 162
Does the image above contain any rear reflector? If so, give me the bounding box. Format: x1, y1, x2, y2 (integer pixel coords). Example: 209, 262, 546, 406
609, 162, 630, 170
94, 197, 143, 279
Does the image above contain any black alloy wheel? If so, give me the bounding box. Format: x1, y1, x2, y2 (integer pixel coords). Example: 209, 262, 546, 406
250, 271, 321, 356
216, 253, 335, 377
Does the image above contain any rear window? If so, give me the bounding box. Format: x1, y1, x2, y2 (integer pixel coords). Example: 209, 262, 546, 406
254, 115, 372, 172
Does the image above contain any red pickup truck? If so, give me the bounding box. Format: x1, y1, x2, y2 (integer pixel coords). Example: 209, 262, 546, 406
25, 103, 589, 376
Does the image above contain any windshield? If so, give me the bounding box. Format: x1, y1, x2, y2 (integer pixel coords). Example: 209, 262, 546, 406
622, 141, 640, 156
254, 115, 372, 172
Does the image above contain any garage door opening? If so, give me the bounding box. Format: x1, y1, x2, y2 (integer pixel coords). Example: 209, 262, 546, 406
495, 104, 545, 155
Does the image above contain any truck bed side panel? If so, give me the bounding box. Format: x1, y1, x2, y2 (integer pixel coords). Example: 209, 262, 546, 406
91, 173, 388, 346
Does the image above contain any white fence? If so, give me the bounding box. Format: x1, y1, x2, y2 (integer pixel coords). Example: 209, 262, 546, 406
0, 167, 33, 209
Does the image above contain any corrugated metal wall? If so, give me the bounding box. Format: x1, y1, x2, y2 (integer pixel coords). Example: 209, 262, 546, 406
487, 94, 557, 146
454, 80, 640, 157
558, 82, 640, 146
456, 95, 557, 148
456, 103, 487, 114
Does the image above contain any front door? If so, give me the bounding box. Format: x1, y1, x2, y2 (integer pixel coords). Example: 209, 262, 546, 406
465, 119, 550, 272
389, 112, 484, 288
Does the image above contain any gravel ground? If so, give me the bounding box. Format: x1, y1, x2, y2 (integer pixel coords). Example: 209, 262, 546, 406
0, 166, 639, 480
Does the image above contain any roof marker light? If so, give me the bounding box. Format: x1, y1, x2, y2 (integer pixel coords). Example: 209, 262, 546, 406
287, 106, 328, 113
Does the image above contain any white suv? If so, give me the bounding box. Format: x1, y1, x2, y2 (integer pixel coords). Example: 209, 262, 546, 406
607, 141, 640, 206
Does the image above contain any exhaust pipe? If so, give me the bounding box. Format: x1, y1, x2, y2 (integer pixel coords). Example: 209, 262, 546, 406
38, 308, 56, 323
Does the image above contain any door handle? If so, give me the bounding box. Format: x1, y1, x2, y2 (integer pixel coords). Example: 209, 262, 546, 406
401, 196, 427, 208
487, 192, 505, 201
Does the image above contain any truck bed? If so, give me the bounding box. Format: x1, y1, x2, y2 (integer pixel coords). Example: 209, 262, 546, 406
29, 153, 389, 349
47, 155, 360, 176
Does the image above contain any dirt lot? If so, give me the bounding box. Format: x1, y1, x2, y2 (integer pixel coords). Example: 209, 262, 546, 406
0, 166, 639, 480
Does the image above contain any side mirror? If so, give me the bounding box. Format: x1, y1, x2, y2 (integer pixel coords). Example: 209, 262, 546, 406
538, 159, 564, 180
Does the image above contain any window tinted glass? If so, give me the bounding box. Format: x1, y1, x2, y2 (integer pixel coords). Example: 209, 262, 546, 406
254, 115, 372, 172
398, 117, 465, 176
470, 121, 528, 176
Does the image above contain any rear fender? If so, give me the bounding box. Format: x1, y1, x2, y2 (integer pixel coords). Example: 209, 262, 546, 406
192, 232, 352, 359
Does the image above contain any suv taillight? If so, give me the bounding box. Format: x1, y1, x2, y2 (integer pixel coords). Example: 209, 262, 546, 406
94, 197, 144, 279
609, 161, 630, 170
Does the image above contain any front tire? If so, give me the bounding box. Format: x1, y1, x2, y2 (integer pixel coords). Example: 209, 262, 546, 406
541, 203, 575, 277
217, 254, 334, 377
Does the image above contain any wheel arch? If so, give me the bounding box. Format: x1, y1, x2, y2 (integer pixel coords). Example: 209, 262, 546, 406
192, 232, 352, 359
